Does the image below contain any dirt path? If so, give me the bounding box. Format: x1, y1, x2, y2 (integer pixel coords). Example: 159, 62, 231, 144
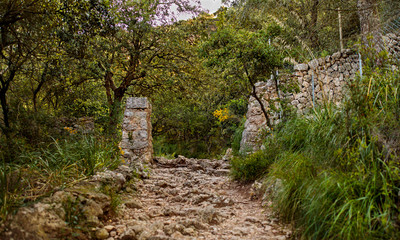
103, 156, 291, 240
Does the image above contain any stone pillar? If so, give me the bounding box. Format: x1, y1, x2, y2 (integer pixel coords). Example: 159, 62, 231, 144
120, 97, 153, 164
240, 80, 279, 153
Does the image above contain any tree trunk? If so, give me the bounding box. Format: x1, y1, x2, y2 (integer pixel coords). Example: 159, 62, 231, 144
244, 65, 273, 129
0, 80, 14, 162
33, 63, 49, 112
0, 87, 10, 131
358, 0, 383, 52
0, 69, 15, 133
251, 83, 272, 129
106, 83, 127, 136
310, 0, 320, 49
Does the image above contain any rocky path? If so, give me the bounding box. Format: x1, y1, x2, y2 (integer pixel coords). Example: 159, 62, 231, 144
101, 157, 291, 240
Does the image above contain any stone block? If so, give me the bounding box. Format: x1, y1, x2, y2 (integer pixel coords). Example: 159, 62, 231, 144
309, 59, 319, 70
344, 63, 352, 71
294, 63, 309, 71
126, 97, 150, 109
122, 112, 148, 131
325, 55, 331, 62
334, 78, 341, 87
332, 52, 341, 59
299, 97, 307, 104
351, 62, 358, 70
291, 100, 299, 106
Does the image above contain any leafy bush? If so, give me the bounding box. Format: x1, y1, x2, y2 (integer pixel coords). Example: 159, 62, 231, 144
231, 149, 277, 181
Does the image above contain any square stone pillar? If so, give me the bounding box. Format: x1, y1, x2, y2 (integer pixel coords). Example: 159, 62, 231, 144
120, 97, 153, 164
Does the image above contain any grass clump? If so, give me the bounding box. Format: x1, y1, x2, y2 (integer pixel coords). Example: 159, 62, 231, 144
231, 66, 400, 238
231, 144, 280, 182
0, 133, 121, 222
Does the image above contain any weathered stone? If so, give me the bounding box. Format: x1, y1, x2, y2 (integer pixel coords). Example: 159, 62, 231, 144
171, 231, 184, 238
309, 59, 319, 69
183, 227, 195, 236
126, 97, 150, 109
96, 228, 110, 239
222, 148, 233, 161
120, 229, 136, 240
294, 63, 309, 71
121, 97, 153, 164
332, 52, 341, 59
334, 78, 341, 87
214, 169, 230, 176
344, 63, 352, 71
299, 97, 307, 104
325, 55, 331, 62
125, 199, 143, 209
318, 57, 324, 66
302, 81, 310, 88
104, 225, 115, 232
291, 100, 299, 106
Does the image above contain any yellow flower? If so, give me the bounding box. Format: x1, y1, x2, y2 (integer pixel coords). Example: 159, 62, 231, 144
213, 108, 231, 122
64, 126, 77, 134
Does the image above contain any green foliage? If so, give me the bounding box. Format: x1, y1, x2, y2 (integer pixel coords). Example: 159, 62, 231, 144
200, 26, 283, 81
231, 118, 245, 155
63, 197, 85, 227
20, 134, 121, 175
101, 185, 121, 216
230, 148, 278, 182
231, 0, 361, 59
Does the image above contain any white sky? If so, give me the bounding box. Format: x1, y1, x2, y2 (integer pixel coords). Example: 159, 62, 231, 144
176, 0, 223, 20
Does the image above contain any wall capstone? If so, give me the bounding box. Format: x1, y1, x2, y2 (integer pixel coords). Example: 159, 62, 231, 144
120, 97, 153, 164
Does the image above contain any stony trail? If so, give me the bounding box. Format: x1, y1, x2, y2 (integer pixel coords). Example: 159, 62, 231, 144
104, 156, 291, 240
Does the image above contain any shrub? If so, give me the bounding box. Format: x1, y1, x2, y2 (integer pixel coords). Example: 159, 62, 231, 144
231, 149, 277, 181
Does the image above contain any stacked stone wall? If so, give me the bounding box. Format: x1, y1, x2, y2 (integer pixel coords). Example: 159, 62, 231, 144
290, 49, 359, 112
120, 97, 153, 164
384, 33, 400, 59
240, 49, 361, 152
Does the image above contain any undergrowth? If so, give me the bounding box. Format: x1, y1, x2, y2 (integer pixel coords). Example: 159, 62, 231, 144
0, 134, 121, 222
231, 64, 400, 238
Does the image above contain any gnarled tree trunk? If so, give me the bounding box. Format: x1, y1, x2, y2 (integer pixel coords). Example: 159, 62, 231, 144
357, 0, 383, 53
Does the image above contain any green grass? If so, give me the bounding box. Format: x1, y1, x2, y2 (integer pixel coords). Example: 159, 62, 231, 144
0, 134, 121, 222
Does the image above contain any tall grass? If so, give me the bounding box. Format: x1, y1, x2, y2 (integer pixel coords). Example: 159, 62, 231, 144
0, 134, 121, 222
231, 66, 400, 238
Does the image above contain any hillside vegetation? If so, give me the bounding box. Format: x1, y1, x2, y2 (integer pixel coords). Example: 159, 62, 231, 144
1, 0, 400, 238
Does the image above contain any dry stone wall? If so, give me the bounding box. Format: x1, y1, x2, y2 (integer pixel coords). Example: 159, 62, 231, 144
240, 49, 361, 152
384, 33, 400, 59
120, 97, 153, 164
